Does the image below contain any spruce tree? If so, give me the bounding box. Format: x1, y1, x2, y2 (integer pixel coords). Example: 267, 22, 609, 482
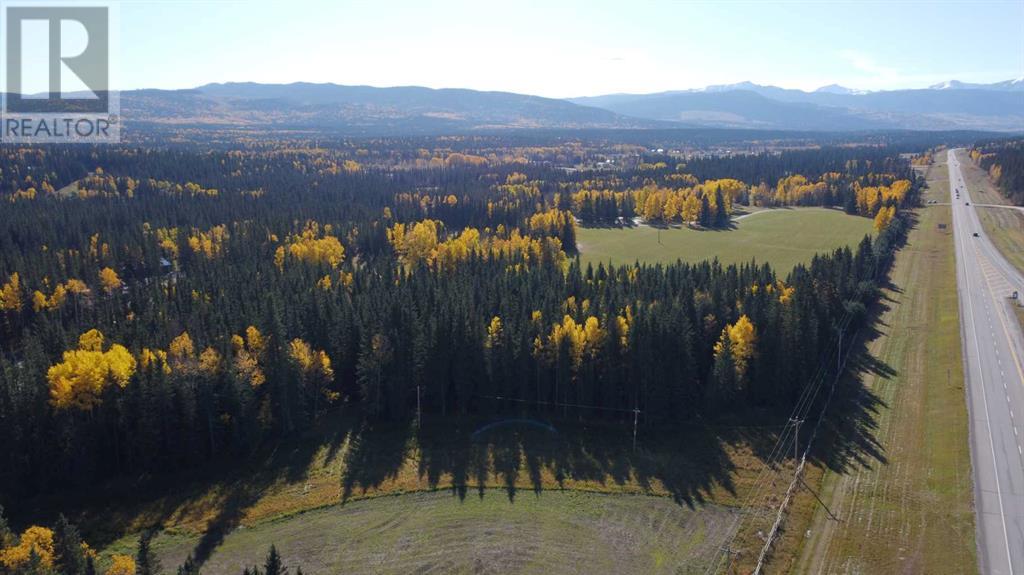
177, 554, 200, 575
53, 514, 87, 575
263, 545, 286, 575
136, 530, 162, 575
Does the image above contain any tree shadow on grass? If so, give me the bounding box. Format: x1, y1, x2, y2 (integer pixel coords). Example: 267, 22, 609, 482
339, 412, 742, 510
17, 413, 359, 568
185, 416, 360, 567
336, 299, 899, 511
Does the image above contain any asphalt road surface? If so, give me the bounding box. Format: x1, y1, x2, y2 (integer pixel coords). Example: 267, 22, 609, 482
949, 149, 1024, 574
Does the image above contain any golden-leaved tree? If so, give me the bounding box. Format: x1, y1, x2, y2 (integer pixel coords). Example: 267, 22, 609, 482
712, 314, 757, 398
98, 267, 122, 294
48, 329, 137, 411
105, 554, 135, 575
275, 222, 345, 269
288, 338, 336, 416
0, 526, 54, 571
0, 273, 22, 311
232, 326, 267, 388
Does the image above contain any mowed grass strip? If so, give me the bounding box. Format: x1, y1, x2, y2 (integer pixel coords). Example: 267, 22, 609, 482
956, 149, 1024, 274
576, 208, 874, 273
793, 153, 977, 574
103, 490, 740, 575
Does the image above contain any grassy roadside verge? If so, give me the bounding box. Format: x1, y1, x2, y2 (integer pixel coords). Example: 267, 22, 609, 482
956, 150, 1024, 275
790, 155, 977, 573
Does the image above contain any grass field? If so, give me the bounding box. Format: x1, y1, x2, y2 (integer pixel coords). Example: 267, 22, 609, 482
576, 208, 874, 273
794, 153, 977, 573
101, 490, 739, 575
956, 149, 1024, 275
46, 414, 810, 574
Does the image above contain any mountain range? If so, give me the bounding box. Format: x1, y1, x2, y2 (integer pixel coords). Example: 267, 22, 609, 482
568, 80, 1024, 131
28, 78, 1021, 135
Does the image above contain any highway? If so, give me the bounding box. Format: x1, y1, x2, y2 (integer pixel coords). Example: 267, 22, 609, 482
949, 149, 1024, 575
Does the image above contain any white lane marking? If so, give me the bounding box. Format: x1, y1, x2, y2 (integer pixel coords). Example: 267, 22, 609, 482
950, 150, 1016, 574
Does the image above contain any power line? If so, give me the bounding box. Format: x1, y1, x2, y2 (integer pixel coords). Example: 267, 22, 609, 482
707, 189, 908, 573
472, 393, 637, 414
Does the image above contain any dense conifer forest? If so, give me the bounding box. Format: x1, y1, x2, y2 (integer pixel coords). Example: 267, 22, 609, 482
0, 137, 919, 529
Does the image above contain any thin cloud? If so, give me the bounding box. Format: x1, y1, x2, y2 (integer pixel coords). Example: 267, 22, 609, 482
839, 49, 900, 81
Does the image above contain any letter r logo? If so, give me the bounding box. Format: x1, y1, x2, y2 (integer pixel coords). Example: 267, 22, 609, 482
5, 6, 109, 113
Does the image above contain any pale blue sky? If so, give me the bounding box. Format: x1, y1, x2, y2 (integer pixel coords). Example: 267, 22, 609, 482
117, 0, 1024, 97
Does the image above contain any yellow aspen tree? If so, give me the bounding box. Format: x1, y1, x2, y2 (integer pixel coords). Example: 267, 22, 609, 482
0, 526, 55, 571
289, 338, 335, 411
0, 272, 22, 311
485, 316, 503, 349
199, 347, 223, 376
168, 331, 195, 366
105, 554, 136, 575
233, 326, 267, 388
727, 315, 756, 380
99, 267, 122, 294
47, 330, 137, 411
139, 348, 171, 374
79, 328, 105, 351
32, 290, 48, 312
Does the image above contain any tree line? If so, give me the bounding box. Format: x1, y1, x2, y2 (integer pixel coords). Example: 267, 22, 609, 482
972, 138, 1024, 205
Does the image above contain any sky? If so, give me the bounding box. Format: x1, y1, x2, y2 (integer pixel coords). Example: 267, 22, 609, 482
113, 0, 1024, 97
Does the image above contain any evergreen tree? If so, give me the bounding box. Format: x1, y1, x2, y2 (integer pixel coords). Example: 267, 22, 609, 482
0, 505, 13, 548
177, 554, 200, 575
711, 333, 737, 404
263, 545, 286, 575
136, 530, 162, 575
714, 189, 729, 226
699, 195, 712, 227
53, 514, 87, 575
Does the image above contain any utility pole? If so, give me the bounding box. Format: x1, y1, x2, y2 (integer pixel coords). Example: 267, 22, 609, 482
837, 329, 843, 376
790, 417, 803, 460
632, 407, 640, 452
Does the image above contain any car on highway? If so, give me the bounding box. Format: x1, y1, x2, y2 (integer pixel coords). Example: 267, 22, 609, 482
973, 232, 979, 237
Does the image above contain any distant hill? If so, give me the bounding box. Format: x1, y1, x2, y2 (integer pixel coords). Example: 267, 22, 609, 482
5, 79, 1020, 135
568, 91, 888, 131
117, 82, 661, 135
569, 80, 1024, 131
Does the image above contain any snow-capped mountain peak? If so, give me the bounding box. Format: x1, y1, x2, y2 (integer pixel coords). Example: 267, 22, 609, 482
814, 84, 867, 95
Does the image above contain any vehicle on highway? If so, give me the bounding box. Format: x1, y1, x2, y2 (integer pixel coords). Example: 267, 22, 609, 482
973, 232, 979, 237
